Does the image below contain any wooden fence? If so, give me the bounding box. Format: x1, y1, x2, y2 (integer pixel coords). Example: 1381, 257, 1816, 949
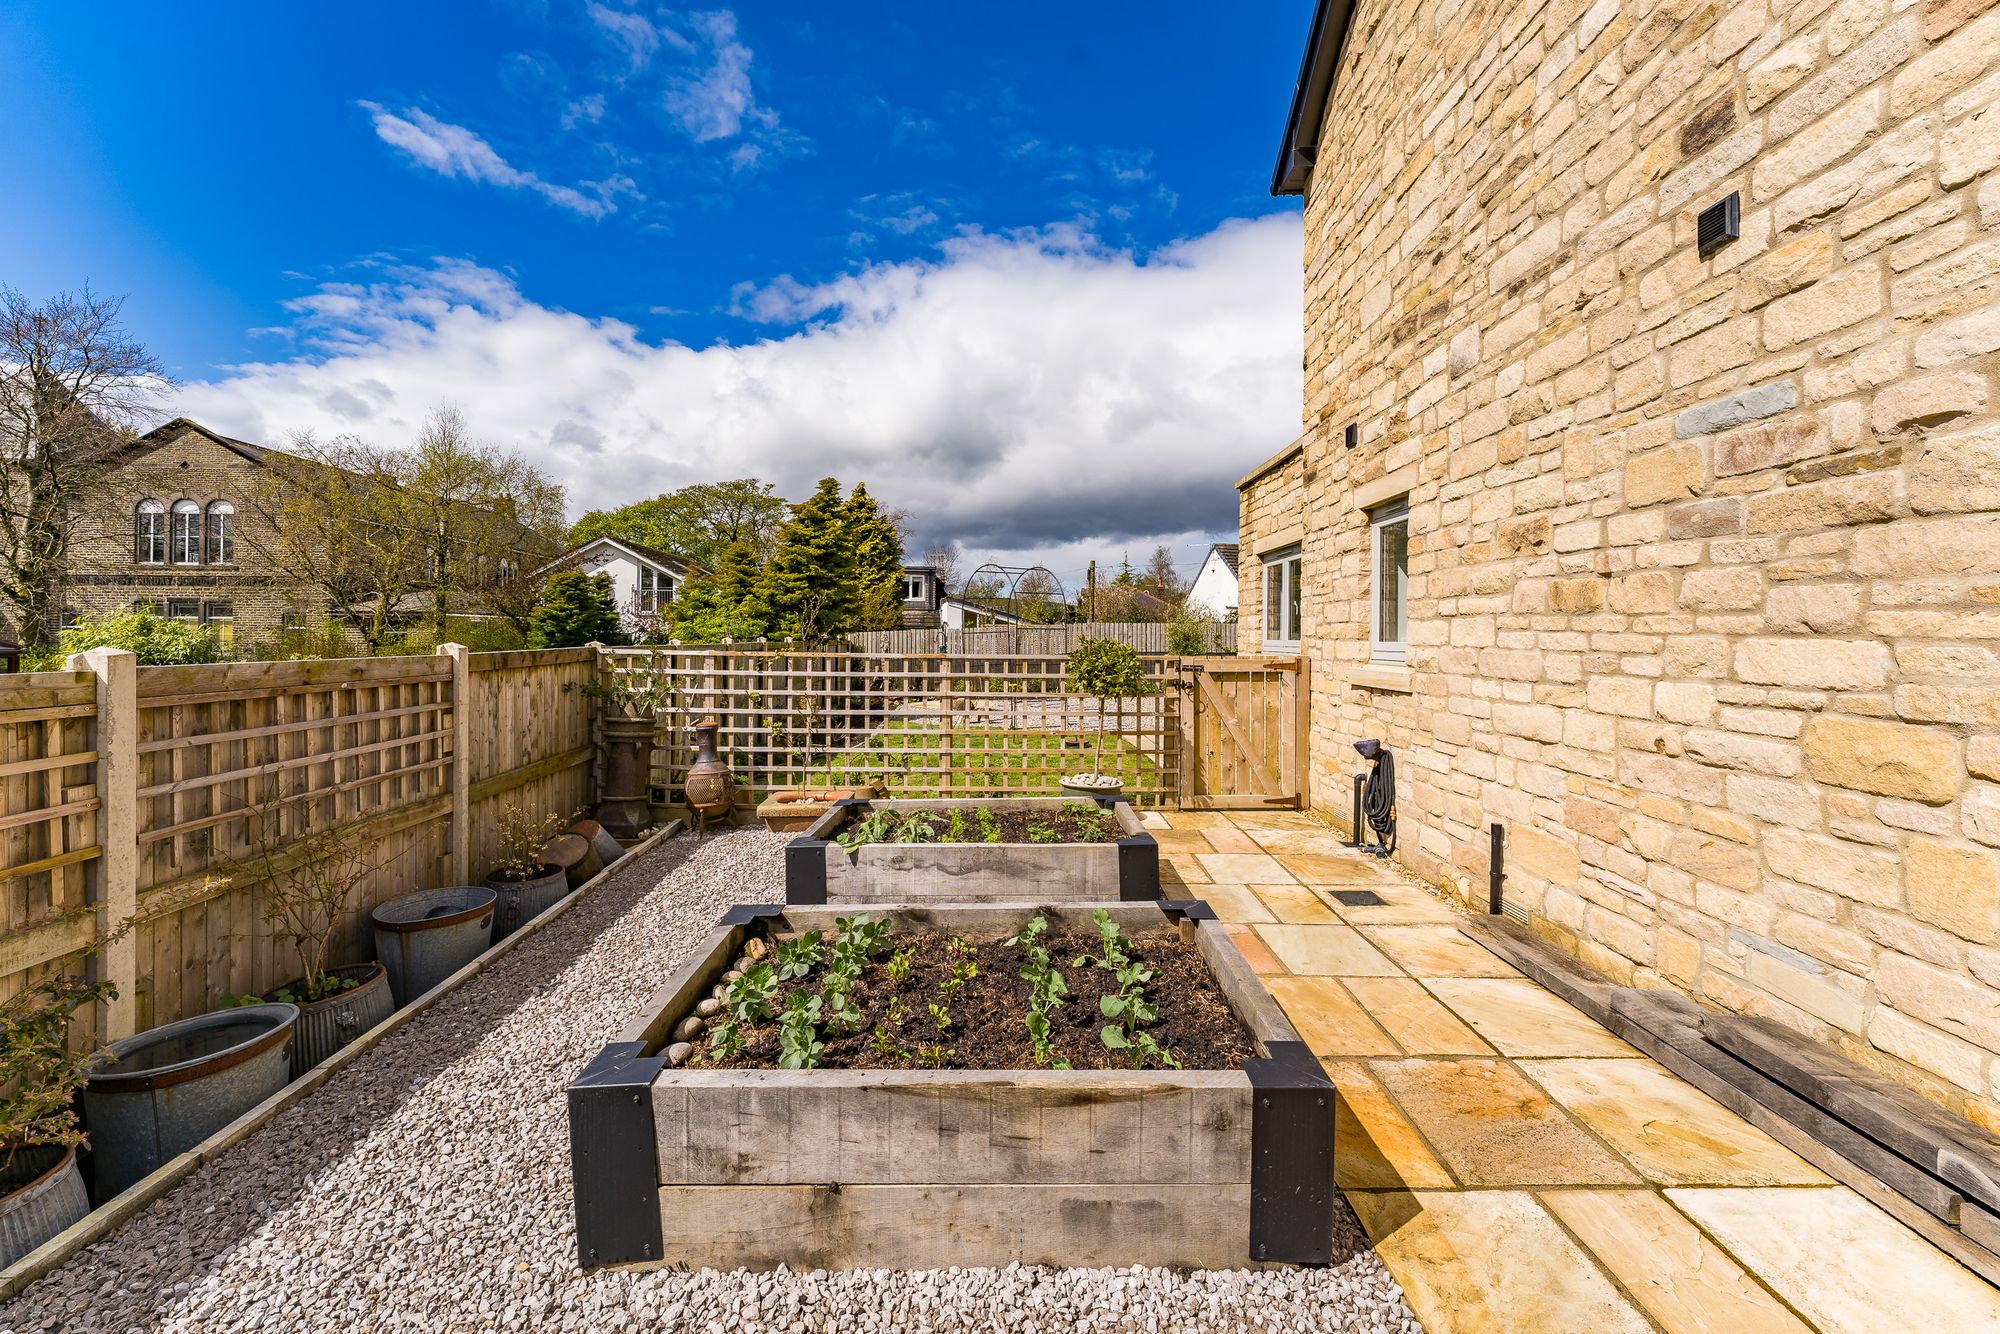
605, 645, 1183, 808
0, 646, 600, 1042
847, 621, 1237, 656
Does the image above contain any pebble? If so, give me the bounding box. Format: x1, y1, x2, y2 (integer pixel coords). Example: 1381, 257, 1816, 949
674, 1015, 706, 1042
665, 1043, 693, 1067
0, 831, 1420, 1334
695, 998, 722, 1018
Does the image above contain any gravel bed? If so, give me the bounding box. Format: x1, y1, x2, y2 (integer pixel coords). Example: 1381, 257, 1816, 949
0, 831, 1421, 1333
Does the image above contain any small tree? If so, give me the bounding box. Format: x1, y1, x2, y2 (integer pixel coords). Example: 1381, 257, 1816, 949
0, 975, 112, 1171
1064, 638, 1151, 779
529, 571, 622, 648
254, 821, 379, 1002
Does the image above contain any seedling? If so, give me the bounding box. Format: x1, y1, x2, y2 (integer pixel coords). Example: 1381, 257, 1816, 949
726, 962, 778, 1021
870, 1024, 906, 1060
885, 948, 913, 985
927, 1000, 953, 1034
1007, 914, 1071, 1067
779, 990, 825, 1069
774, 931, 823, 982
977, 806, 1002, 843
913, 1044, 955, 1069
705, 1016, 744, 1060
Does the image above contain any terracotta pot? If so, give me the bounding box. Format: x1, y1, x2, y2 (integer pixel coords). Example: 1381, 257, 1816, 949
541, 832, 603, 889
597, 714, 656, 840
683, 719, 736, 828
569, 817, 626, 869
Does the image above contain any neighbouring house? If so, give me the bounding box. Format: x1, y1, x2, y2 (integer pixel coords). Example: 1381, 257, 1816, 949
537, 536, 697, 624
938, 593, 1025, 629
1185, 543, 1240, 619
1243, 0, 2000, 1127
898, 564, 946, 626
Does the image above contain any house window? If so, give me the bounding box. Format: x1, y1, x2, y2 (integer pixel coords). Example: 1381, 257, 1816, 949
1370, 500, 1408, 665
202, 600, 234, 644
135, 501, 166, 564
902, 574, 925, 602
205, 501, 235, 563
1261, 545, 1302, 651
170, 500, 201, 564
165, 598, 201, 622
637, 566, 668, 612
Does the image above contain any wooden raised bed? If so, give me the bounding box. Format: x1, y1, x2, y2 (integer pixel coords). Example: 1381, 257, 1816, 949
784, 797, 1160, 904
568, 901, 1332, 1271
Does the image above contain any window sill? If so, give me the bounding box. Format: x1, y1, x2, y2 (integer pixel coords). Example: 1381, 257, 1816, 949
1351, 664, 1413, 694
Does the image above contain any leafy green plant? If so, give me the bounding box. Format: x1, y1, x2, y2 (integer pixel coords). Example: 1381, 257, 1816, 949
1063, 638, 1151, 778
778, 991, 825, 1069
0, 975, 114, 1169
939, 937, 977, 999
947, 807, 968, 842
977, 806, 1002, 843
1006, 915, 1071, 1068
913, 1044, 955, 1069
1070, 908, 1176, 1068
56, 609, 226, 666
725, 962, 777, 1021
774, 931, 823, 982
836, 809, 895, 858
927, 1000, 953, 1035
869, 1024, 906, 1060
885, 995, 908, 1028
705, 1016, 744, 1060
835, 913, 891, 959
884, 947, 913, 985
1026, 816, 1059, 844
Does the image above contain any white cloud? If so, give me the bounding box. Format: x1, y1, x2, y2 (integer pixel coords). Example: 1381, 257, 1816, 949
361, 102, 622, 217
169, 214, 1304, 559
585, 2, 670, 71
662, 10, 769, 143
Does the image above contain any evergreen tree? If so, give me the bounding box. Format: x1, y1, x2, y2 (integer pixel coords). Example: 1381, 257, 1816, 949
527, 571, 623, 648
839, 482, 905, 631
669, 541, 768, 642
751, 478, 856, 639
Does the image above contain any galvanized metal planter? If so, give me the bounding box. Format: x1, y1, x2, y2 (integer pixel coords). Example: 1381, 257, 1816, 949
568, 900, 1333, 1272
785, 798, 1160, 904
83, 1003, 297, 1200
371, 886, 498, 1006
0, 1146, 88, 1268
275, 963, 395, 1071
484, 866, 569, 943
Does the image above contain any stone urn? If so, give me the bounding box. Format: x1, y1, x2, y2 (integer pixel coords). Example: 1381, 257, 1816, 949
597, 712, 656, 840
682, 719, 737, 832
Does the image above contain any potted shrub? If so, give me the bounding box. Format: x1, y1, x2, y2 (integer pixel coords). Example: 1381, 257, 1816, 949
241, 821, 395, 1071
484, 804, 575, 942
572, 671, 676, 839
1060, 638, 1151, 799
0, 975, 102, 1265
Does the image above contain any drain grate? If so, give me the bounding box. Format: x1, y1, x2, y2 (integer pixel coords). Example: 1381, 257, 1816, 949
1330, 889, 1385, 907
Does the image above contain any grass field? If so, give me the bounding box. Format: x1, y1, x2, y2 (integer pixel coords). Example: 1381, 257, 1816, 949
798, 719, 1164, 800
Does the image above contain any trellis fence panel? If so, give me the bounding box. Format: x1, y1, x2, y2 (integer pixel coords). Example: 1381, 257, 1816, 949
0, 646, 600, 1041
848, 621, 1237, 656
605, 646, 1182, 808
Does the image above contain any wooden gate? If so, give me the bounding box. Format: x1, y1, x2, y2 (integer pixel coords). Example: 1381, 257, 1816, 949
1175, 657, 1307, 808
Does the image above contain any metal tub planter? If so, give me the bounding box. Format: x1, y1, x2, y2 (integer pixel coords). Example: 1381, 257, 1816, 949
83, 1003, 298, 1200
371, 886, 497, 1006
484, 864, 570, 944
278, 963, 395, 1071
0, 1145, 89, 1267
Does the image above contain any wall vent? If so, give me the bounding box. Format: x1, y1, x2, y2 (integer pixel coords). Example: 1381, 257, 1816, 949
1698, 193, 1740, 257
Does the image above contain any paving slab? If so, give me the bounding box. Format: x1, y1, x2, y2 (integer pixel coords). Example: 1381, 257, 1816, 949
1197, 852, 1297, 884
1189, 881, 1275, 923
1279, 852, 1406, 885
1523, 1058, 1830, 1187
1325, 1061, 1456, 1191
1541, 1189, 1813, 1334
1162, 855, 1210, 885
1371, 1058, 1641, 1187
1244, 828, 1360, 855
1344, 978, 1493, 1055
1667, 1186, 2000, 1334
1151, 828, 1217, 853
1201, 826, 1265, 854
1255, 922, 1403, 976
1423, 977, 1636, 1058
1266, 976, 1399, 1058
1254, 881, 1342, 923
1227, 811, 1329, 833
1221, 922, 1285, 975
1362, 925, 1521, 977
1349, 1190, 1655, 1334
1159, 811, 1238, 831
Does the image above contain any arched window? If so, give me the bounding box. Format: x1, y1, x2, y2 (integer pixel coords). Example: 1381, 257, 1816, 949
135, 501, 166, 564
170, 500, 201, 564
205, 501, 235, 564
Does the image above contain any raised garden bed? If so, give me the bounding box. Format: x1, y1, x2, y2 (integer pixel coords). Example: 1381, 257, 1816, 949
785, 797, 1159, 904
567, 901, 1333, 1272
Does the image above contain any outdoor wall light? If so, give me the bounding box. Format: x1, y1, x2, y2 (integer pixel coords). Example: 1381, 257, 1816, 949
1698, 193, 1740, 258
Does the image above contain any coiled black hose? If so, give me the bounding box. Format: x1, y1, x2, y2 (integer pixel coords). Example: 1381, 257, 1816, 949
1355, 740, 1396, 855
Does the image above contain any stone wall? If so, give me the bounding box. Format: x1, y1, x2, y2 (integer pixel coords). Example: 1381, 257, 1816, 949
1245, 0, 2000, 1122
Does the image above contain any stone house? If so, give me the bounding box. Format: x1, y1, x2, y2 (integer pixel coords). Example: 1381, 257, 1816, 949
536, 536, 696, 628
1242, 0, 2000, 1123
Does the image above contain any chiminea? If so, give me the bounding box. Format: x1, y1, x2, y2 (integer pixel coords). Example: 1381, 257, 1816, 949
682, 719, 737, 833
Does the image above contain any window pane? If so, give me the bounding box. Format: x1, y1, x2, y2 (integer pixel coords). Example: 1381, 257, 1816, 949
1284, 556, 1302, 644
206, 504, 234, 563
1264, 563, 1280, 636
1377, 518, 1406, 645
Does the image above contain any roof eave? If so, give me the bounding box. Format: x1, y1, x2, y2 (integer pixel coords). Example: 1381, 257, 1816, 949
1270, 0, 1359, 198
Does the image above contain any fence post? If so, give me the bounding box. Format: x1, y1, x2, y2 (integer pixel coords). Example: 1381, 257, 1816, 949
438, 643, 471, 885
74, 646, 138, 1040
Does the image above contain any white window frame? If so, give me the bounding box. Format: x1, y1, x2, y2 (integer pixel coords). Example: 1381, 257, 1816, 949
1369, 499, 1408, 665
902, 574, 926, 602
205, 501, 235, 564
170, 500, 201, 565
135, 500, 166, 565
1261, 545, 1302, 653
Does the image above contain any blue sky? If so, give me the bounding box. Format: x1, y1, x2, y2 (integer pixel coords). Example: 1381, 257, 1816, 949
1, 2, 1308, 578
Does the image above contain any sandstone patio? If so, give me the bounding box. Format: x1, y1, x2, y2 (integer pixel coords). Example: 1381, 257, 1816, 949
1154, 806, 2000, 1333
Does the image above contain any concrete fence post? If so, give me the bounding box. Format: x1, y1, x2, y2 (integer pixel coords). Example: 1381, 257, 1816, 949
71, 646, 138, 1040
438, 643, 471, 885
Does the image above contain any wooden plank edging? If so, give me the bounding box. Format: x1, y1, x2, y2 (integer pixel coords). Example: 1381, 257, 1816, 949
0, 819, 686, 1301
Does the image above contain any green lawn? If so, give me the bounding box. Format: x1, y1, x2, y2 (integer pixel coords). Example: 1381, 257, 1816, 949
796, 719, 1163, 799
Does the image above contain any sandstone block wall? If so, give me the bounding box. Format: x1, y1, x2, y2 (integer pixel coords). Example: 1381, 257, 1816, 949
1245, 0, 2000, 1122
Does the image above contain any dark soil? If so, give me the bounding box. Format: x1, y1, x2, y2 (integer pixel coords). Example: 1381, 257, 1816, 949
707, 927, 1254, 1072
844, 803, 1122, 848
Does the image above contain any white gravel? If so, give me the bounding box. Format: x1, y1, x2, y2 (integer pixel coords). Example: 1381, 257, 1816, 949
0, 830, 1421, 1333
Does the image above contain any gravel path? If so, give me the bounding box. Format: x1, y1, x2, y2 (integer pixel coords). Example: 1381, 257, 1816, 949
0, 831, 1421, 1333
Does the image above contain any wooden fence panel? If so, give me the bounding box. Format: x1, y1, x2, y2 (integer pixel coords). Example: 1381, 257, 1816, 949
464, 647, 597, 878
606, 647, 1182, 807
0, 671, 102, 1044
